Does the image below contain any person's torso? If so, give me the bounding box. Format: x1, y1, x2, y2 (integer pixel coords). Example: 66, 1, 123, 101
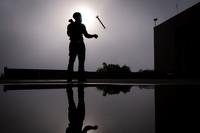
68, 23, 85, 42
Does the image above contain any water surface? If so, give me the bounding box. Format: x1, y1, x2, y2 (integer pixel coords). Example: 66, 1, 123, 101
0, 84, 155, 133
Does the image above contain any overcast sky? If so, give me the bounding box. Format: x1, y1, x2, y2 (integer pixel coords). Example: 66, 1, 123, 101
0, 0, 199, 73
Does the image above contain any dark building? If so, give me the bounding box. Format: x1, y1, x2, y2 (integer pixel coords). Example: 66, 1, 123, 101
155, 86, 176, 133
154, 2, 200, 76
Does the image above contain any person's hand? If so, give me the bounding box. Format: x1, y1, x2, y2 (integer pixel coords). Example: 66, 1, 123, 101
68, 19, 74, 23
93, 34, 98, 39
93, 125, 98, 129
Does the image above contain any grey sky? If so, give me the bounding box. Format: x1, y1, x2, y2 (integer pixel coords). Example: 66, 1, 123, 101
0, 0, 199, 73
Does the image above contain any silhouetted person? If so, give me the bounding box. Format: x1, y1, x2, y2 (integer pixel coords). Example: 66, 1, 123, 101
66, 85, 98, 133
67, 12, 98, 82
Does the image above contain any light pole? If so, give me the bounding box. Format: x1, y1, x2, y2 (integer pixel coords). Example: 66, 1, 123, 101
154, 18, 158, 26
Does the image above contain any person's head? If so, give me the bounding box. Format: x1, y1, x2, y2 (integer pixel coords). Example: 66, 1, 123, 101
73, 12, 82, 23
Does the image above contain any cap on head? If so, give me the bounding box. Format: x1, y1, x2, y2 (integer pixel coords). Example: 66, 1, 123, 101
73, 12, 81, 21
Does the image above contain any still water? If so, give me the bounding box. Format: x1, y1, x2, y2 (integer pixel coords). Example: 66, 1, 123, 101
0, 84, 155, 133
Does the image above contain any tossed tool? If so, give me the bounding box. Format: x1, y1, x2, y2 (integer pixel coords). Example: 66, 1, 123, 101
96, 16, 106, 29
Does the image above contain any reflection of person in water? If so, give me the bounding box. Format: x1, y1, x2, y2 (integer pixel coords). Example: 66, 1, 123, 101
67, 12, 98, 82
66, 85, 98, 133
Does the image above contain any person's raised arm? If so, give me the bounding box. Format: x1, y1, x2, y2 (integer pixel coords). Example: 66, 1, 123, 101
82, 125, 98, 133
82, 25, 98, 39
67, 24, 72, 37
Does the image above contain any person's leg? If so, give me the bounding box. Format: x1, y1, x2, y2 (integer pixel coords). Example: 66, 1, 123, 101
66, 86, 76, 123
67, 44, 77, 81
78, 44, 86, 81
77, 85, 85, 122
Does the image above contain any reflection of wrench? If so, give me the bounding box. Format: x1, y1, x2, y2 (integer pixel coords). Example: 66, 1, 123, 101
96, 16, 106, 29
